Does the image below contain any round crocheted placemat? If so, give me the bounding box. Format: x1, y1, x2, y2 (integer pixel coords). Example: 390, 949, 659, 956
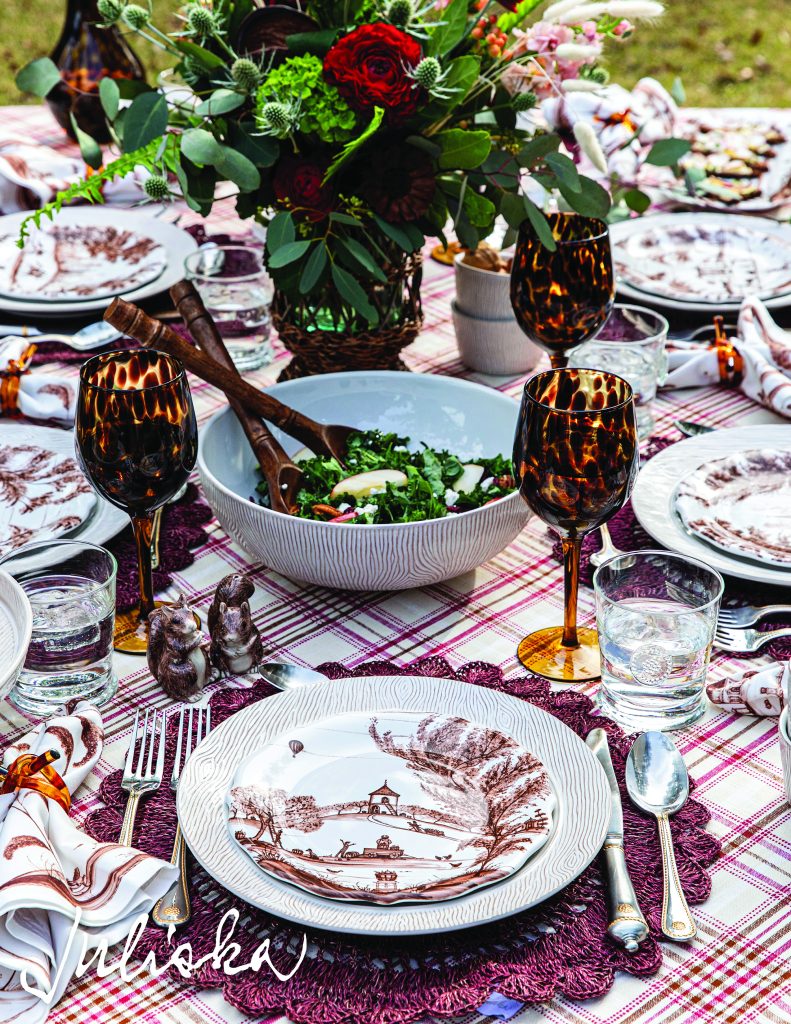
85, 657, 719, 1024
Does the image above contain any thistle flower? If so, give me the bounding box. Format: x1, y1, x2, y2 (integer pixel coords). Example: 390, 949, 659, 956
122, 3, 150, 29
573, 120, 608, 173
580, 64, 609, 83
186, 4, 219, 38
231, 57, 261, 91
258, 101, 295, 138
96, 0, 124, 24
143, 175, 170, 200
512, 91, 538, 111
385, 0, 413, 27
412, 57, 441, 91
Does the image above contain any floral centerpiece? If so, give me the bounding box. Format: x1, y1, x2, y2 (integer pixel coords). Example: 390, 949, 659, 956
17, 0, 664, 376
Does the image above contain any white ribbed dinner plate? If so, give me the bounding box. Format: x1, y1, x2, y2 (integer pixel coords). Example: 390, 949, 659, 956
177, 676, 609, 936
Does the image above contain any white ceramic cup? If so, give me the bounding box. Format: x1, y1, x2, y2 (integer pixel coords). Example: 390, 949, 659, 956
779, 707, 791, 807
454, 252, 513, 321
452, 302, 540, 376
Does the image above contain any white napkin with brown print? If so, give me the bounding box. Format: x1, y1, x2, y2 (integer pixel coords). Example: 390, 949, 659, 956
0, 702, 177, 1024
663, 297, 791, 419
707, 660, 790, 716
0, 337, 77, 423
0, 133, 84, 214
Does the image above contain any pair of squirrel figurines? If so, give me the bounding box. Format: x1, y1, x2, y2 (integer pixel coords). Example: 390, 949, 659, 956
147, 572, 264, 702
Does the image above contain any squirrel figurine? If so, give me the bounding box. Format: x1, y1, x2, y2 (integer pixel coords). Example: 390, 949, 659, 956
208, 572, 264, 677
147, 595, 212, 702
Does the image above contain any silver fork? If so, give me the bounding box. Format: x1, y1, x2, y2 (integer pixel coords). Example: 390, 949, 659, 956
151, 705, 211, 928
119, 709, 167, 847
590, 524, 626, 569
717, 604, 791, 629
713, 625, 791, 654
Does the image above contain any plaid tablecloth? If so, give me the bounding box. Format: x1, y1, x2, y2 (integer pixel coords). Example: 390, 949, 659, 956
2, 105, 790, 1024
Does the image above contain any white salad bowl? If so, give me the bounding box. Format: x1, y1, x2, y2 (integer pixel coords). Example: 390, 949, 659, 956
198, 371, 530, 591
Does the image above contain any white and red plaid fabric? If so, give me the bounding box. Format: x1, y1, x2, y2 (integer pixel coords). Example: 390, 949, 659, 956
1, 105, 788, 1024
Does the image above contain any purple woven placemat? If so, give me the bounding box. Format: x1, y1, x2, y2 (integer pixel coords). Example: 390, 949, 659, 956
84, 657, 719, 1024
107, 482, 213, 612
552, 436, 791, 662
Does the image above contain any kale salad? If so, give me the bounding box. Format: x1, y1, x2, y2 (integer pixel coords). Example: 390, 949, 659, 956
256, 430, 516, 524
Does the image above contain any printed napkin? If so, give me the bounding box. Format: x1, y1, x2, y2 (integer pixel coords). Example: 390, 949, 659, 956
0, 702, 177, 1024
663, 297, 791, 418
707, 660, 790, 716
0, 337, 77, 423
0, 133, 84, 214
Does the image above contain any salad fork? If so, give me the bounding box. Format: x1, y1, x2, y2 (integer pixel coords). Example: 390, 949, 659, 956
119, 710, 166, 847
590, 523, 626, 569
713, 625, 791, 654
151, 705, 211, 928
717, 604, 791, 629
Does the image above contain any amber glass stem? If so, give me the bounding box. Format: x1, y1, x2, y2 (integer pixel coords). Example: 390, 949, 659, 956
131, 513, 156, 623
561, 537, 582, 649
548, 352, 568, 370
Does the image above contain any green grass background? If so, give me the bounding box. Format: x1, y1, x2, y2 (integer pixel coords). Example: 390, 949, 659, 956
2, 0, 789, 109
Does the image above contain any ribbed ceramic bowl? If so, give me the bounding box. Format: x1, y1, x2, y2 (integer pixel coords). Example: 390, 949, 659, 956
198, 371, 530, 591
452, 302, 540, 376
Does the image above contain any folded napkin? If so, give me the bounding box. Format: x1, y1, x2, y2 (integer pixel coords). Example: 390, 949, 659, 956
707, 660, 789, 716
0, 133, 84, 214
0, 702, 177, 1024
0, 337, 77, 423
664, 297, 791, 418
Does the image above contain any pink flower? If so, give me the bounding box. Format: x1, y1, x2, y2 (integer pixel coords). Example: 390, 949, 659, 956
612, 18, 632, 35
581, 19, 597, 37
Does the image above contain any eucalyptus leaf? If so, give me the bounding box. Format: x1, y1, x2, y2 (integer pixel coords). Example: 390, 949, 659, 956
15, 58, 60, 97
299, 243, 328, 294
623, 188, 651, 214
331, 263, 378, 323
196, 88, 245, 117
645, 138, 691, 166
517, 133, 561, 167
180, 128, 223, 166
480, 150, 520, 188
267, 211, 295, 253
558, 175, 611, 219
545, 151, 581, 194
174, 39, 227, 71
69, 115, 102, 170
99, 77, 120, 121
117, 79, 153, 100
330, 212, 363, 226
522, 197, 556, 251
228, 121, 278, 167
123, 92, 168, 153
461, 188, 496, 229
216, 147, 261, 191
372, 214, 418, 253
437, 129, 491, 171
285, 28, 338, 53
268, 240, 312, 269
340, 237, 387, 281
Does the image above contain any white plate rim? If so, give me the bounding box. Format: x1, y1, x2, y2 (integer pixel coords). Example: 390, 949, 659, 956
0, 569, 32, 698
178, 675, 610, 936
0, 207, 197, 317
611, 213, 791, 313
0, 423, 127, 574
632, 425, 791, 586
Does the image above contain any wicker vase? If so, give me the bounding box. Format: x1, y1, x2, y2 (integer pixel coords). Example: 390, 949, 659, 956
272, 252, 423, 380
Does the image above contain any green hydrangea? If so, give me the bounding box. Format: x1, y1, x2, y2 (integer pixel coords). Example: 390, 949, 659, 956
257, 55, 356, 144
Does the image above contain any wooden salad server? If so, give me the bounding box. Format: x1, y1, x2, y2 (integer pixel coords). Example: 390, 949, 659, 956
168, 279, 300, 516
104, 298, 355, 466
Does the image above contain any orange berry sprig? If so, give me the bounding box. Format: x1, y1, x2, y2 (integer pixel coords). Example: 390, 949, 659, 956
470, 12, 510, 58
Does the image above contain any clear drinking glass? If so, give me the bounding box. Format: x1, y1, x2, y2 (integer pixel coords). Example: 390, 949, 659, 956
570, 305, 668, 437
184, 246, 274, 371
593, 550, 724, 731
0, 540, 117, 716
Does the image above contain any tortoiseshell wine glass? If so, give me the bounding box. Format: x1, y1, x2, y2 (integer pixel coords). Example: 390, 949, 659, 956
76, 350, 198, 654
510, 212, 615, 369
513, 368, 638, 682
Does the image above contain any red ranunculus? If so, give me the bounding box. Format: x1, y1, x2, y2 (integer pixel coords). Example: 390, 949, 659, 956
272, 155, 334, 222
323, 23, 423, 125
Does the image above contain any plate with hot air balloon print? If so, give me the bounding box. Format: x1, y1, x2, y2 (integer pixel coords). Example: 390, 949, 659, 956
226, 710, 556, 905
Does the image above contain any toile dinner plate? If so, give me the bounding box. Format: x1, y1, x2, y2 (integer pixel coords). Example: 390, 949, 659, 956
226, 710, 556, 905
0, 207, 197, 317
0, 570, 32, 703
674, 449, 791, 569
177, 675, 610, 936
0, 424, 127, 574
610, 213, 791, 313
632, 424, 791, 586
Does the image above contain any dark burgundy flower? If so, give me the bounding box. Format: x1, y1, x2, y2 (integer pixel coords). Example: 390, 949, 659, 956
360, 144, 435, 222
272, 155, 334, 222
323, 23, 423, 125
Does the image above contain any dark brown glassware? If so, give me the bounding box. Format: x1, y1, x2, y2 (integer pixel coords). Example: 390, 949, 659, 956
510, 212, 615, 370
513, 367, 638, 682
48, 0, 144, 143
75, 350, 197, 653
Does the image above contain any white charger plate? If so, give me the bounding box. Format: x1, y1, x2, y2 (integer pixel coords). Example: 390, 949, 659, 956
611, 213, 791, 314
178, 675, 609, 936
0, 424, 127, 574
0, 570, 32, 702
0, 207, 197, 318
632, 425, 791, 586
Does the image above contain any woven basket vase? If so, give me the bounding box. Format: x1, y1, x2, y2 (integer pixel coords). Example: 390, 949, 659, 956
272, 252, 423, 380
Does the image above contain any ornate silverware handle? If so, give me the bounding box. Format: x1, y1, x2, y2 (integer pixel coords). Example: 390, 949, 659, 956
118, 791, 142, 848
602, 835, 650, 951
151, 823, 191, 928
657, 813, 696, 941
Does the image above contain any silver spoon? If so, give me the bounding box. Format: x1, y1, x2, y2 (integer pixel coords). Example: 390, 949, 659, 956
626, 732, 696, 942
590, 523, 625, 569
674, 420, 716, 438
257, 662, 328, 691
0, 320, 122, 351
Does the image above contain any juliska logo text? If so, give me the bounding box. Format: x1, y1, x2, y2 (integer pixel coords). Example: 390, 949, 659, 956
21, 908, 308, 1005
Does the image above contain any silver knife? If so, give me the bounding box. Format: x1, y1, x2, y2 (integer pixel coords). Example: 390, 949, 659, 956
586, 728, 649, 952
